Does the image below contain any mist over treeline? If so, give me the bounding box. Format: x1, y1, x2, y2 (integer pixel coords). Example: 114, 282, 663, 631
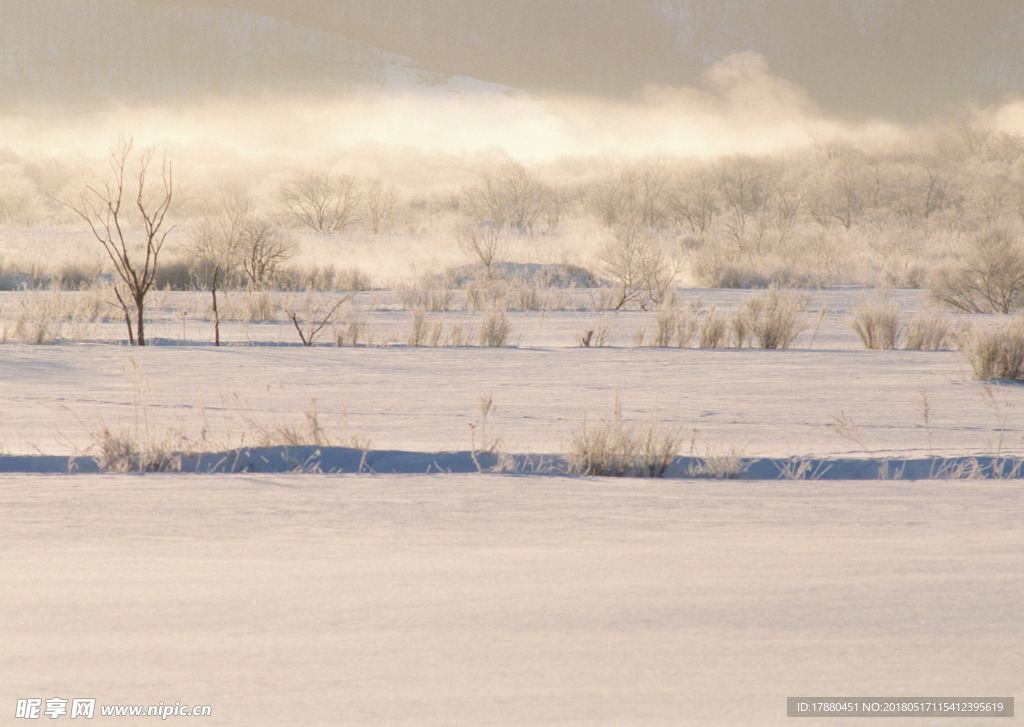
5, 111, 1024, 290
4, 0, 1024, 298
1, 0, 1023, 119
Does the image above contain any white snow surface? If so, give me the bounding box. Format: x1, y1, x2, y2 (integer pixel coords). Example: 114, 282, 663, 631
1, 286, 1022, 472
2, 287, 1022, 724
1, 474, 1020, 725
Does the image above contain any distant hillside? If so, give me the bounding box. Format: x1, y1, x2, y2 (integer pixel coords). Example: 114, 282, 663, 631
2, 0, 1022, 119
0, 0, 510, 109
244, 0, 1024, 119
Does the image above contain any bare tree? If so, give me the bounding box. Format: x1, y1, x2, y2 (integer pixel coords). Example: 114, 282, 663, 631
283, 296, 349, 346
189, 187, 253, 288
241, 220, 294, 288
454, 222, 505, 276
279, 171, 360, 232
932, 229, 1024, 313
892, 156, 955, 225
543, 184, 573, 230
598, 222, 678, 310
192, 189, 292, 289
365, 179, 398, 234
460, 161, 550, 231
968, 167, 1014, 229
63, 138, 173, 346
807, 151, 869, 230
0, 163, 45, 226
591, 163, 673, 229
715, 155, 771, 246
667, 167, 719, 234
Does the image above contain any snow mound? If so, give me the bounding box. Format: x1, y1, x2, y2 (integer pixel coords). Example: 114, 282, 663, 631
445, 263, 600, 288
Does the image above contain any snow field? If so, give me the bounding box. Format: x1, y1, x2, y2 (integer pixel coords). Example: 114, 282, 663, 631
1, 474, 1020, 725
0, 286, 1020, 470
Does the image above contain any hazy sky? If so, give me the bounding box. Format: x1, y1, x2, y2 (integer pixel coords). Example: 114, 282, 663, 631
0, 0, 1021, 190
3, 0, 1021, 116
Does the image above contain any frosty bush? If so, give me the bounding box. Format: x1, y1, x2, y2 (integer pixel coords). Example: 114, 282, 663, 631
92, 425, 182, 472
932, 230, 1024, 314
904, 309, 955, 350
698, 305, 729, 348
465, 273, 512, 312
566, 397, 681, 477
733, 287, 808, 349
407, 307, 429, 347
851, 295, 903, 349
395, 273, 455, 312
687, 443, 749, 479
598, 222, 678, 310
478, 307, 514, 347
959, 318, 1024, 381
653, 299, 700, 347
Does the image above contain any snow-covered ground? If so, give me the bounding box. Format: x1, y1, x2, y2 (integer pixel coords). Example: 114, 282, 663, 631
1, 286, 1022, 725
1, 474, 1020, 725
0, 287, 1019, 470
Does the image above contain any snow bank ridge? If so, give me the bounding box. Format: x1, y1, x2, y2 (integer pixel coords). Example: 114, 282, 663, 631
2, 447, 1021, 480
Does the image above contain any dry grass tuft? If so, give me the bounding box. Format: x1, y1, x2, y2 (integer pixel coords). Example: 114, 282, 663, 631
733, 287, 808, 349
92, 425, 184, 472
566, 397, 682, 477
851, 294, 903, 349
959, 318, 1024, 381
478, 307, 515, 347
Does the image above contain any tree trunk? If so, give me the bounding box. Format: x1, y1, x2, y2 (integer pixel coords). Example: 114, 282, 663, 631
212, 267, 221, 347
135, 295, 146, 346
114, 286, 135, 346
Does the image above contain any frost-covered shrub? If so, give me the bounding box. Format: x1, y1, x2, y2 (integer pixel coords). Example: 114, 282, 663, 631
851, 295, 903, 349
478, 307, 514, 347
395, 273, 455, 311
566, 398, 681, 477
407, 307, 428, 347
92, 426, 182, 472
904, 309, 955, 351
698, 305, 729, 348
465, 273, 512, 312
959, 318, 1024, 381
598, 222, 678, 310
932, 230, 1024, 314
733, 287, 808, 349
653, 299, 700, 347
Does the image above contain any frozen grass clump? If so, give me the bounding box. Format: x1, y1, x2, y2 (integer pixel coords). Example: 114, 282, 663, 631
478, 307, 514, 347
653, 298, 700, 347
904, 309, 955, 351
92, 426, 183, 473
698, 305, 729, 348
566, 397, 681, 477
850, 295, 957, 351
300, 264, 375, 292
240, 290, 280, 321
2, 285, 109, 343
959, 318, 1024, 381
687, 444, 749, 479
252, 409, 331, 448
465, 273, 512, 312
851, 294, 903, 349
395, 273, 455, 311
732, 287, 808, 349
